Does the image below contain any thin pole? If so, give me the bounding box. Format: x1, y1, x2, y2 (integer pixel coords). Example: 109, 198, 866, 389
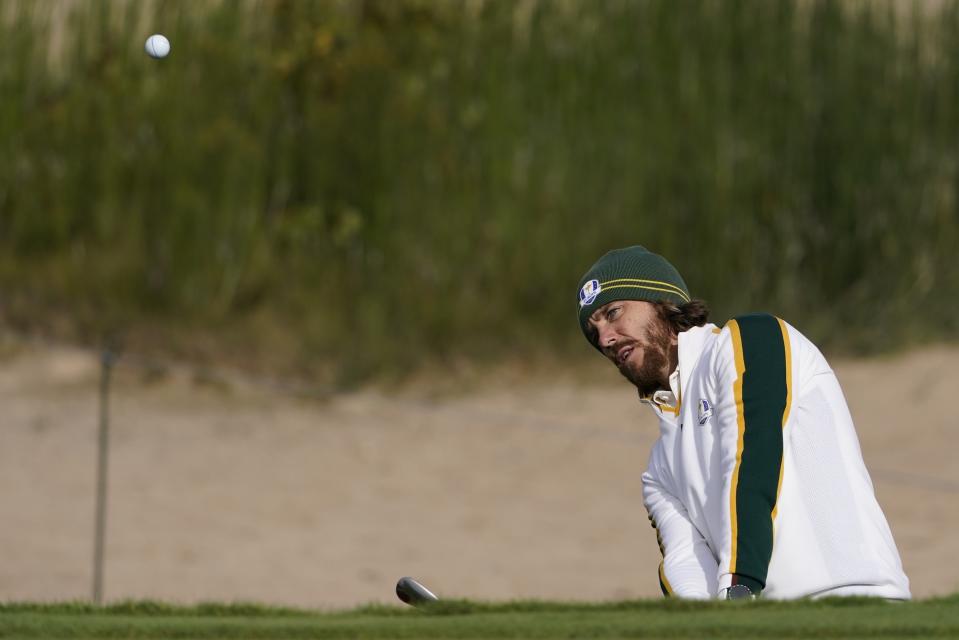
92, 348, 114, 605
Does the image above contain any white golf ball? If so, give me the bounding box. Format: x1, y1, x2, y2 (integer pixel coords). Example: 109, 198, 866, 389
145, 34, 170, 59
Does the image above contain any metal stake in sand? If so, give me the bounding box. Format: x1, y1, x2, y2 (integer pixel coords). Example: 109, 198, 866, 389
92, 347, 116, 605
396, 577, 439, 607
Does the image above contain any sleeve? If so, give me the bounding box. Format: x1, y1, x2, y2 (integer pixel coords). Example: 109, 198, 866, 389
713, 314, 792, 597
643, 449, 719, 599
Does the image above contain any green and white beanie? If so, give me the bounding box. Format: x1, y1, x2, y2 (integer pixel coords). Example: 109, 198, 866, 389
577, 245, 690, 347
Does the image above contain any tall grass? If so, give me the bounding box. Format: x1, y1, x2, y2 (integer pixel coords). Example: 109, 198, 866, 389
2, 0, 958, 383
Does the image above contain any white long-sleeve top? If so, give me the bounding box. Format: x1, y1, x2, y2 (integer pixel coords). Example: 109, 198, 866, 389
642, 315, 910, 600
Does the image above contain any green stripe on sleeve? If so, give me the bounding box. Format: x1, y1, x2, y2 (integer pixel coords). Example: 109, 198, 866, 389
732, 313, 787, 588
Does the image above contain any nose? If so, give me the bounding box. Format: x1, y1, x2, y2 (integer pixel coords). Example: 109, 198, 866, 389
596, 324, 618, 352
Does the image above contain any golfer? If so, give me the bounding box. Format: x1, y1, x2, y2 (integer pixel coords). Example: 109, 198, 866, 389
577, 246, 910, 600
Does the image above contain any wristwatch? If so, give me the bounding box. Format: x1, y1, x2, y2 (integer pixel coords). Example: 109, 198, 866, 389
725, 584, 756, 600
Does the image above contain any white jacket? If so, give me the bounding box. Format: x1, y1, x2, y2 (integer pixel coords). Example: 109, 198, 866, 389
642, 316, 910, 599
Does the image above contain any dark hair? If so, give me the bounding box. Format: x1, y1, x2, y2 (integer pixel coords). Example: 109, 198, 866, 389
656, 299, 710, 334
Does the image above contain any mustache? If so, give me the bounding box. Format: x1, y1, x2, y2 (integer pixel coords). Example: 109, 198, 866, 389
604, 339, 639, 361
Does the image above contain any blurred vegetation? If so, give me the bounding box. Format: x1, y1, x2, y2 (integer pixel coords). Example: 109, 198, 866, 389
1, 0, 958, 385
3, 596, 959, 638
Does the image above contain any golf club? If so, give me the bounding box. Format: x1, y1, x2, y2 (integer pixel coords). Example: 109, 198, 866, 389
395, 576, 439, 607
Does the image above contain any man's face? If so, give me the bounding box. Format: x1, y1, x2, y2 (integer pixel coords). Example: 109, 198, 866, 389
587, 300, 678, 397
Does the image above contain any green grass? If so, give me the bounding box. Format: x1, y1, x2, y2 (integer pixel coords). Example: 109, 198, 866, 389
2, 596, 958, 639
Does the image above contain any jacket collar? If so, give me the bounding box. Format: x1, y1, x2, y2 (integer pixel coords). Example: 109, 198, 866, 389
640, 323, 718, 411
676, 323, 718, 396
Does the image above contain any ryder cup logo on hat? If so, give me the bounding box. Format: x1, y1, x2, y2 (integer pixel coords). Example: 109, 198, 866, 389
579, 279, 602, 307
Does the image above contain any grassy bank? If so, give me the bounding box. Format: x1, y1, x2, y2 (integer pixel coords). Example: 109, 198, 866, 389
2, 1, 958, 384
2, 596, 958, 639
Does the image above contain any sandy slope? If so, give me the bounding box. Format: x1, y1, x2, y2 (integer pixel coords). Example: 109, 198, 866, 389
0, 340, 956, 607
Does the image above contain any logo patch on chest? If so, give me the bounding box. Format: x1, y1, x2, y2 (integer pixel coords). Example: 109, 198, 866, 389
698, 399, 713, 425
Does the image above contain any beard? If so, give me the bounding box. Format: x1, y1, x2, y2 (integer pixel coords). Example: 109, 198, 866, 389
617, 319, 674, 398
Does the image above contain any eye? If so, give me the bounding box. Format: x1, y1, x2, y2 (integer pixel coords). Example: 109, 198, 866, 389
606, 306, 621, 322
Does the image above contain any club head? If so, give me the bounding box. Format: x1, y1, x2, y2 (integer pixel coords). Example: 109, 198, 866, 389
395, 576, 439, 607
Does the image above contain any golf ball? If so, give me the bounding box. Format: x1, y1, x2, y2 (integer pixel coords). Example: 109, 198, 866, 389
145, 34, 170, 59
